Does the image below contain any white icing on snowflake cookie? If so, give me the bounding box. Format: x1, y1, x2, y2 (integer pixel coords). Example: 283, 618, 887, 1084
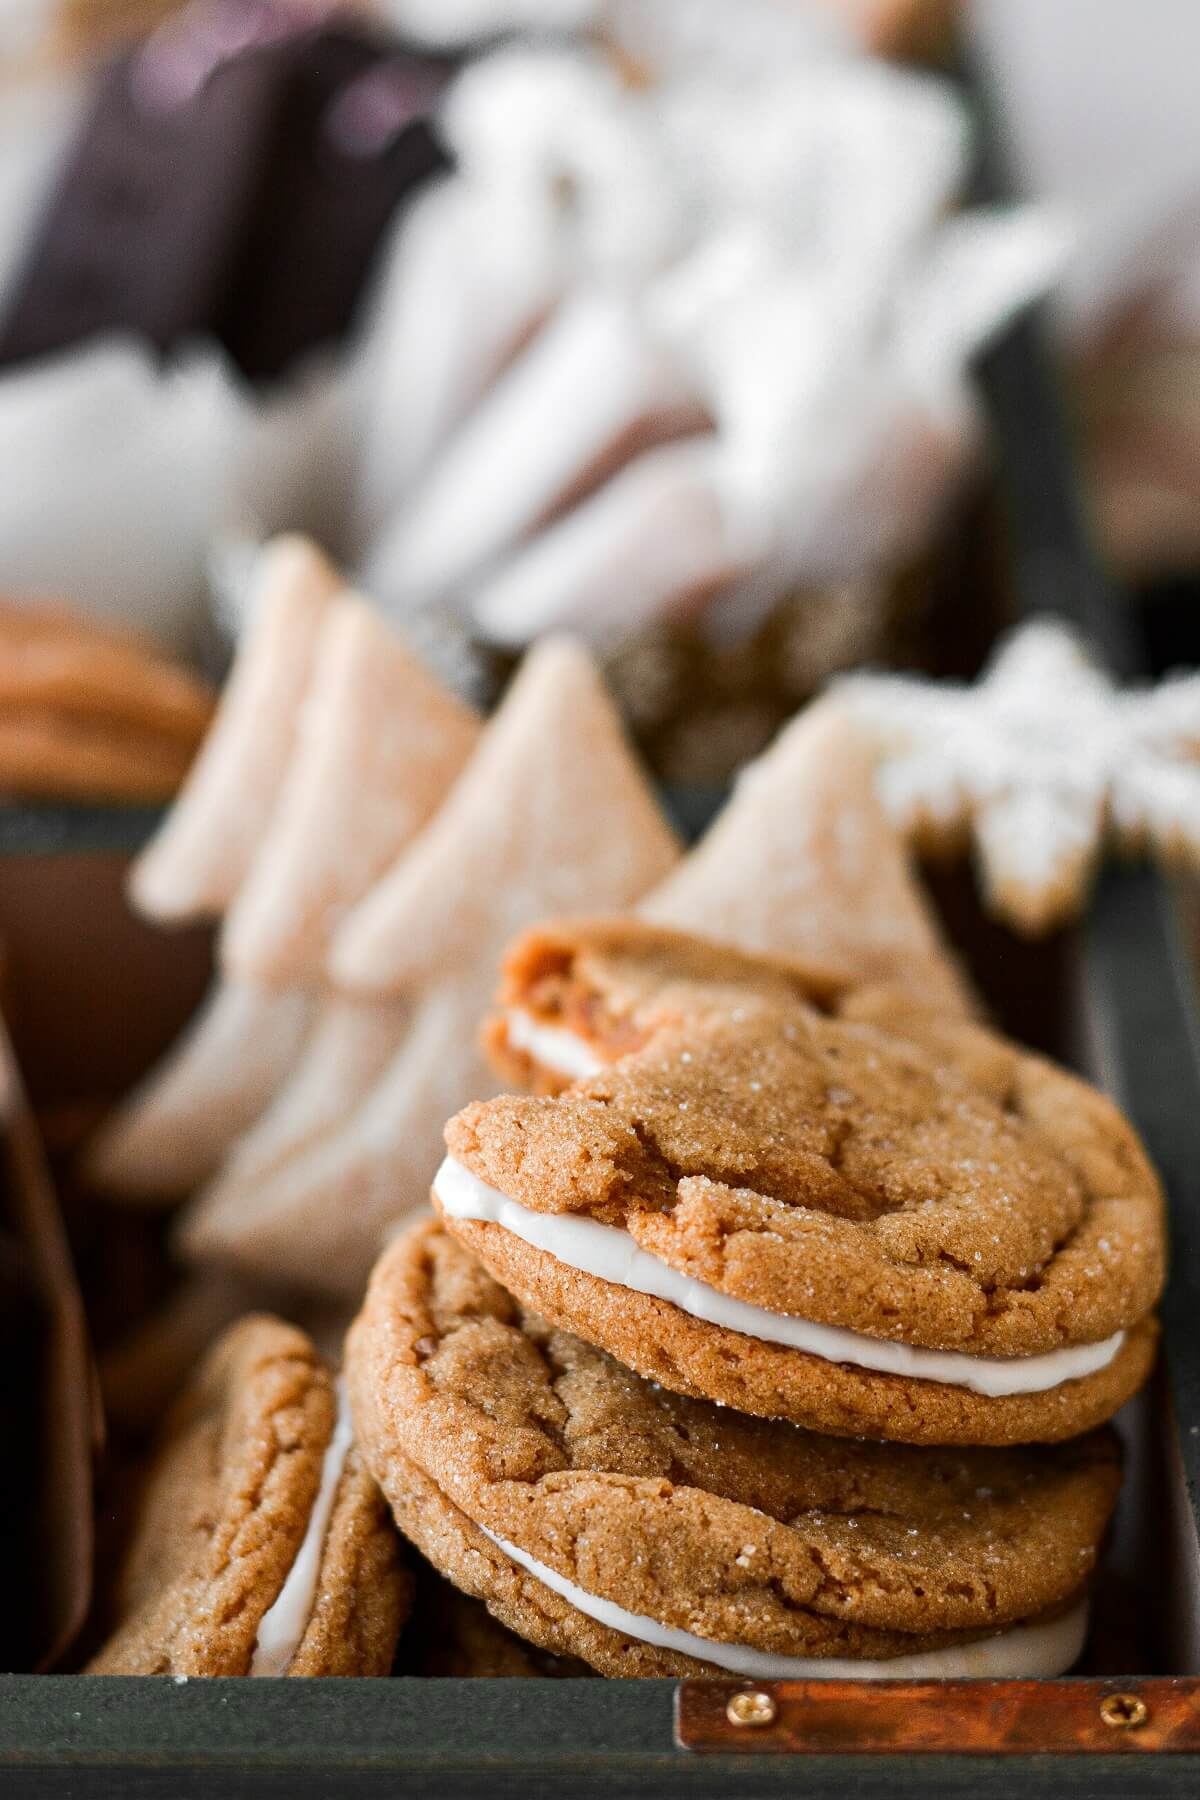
838, 619, 1200, 934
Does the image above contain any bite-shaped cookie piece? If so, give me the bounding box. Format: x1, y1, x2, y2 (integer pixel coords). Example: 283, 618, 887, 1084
441, 978, 1164, 1445
485, 917, 849, 1093
348, 1223, 1122, 1680
89, 1315, 410, 1676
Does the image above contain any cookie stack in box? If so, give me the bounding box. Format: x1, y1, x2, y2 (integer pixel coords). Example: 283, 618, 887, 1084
83, 548, 1164, 1679
346, 704, 1164, 1680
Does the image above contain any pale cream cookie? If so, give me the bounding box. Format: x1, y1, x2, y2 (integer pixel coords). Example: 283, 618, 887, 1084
221, 597, 480, 986
84, 979, 313, 1206
130, 536, 341, 925
641, 700, 975, 1017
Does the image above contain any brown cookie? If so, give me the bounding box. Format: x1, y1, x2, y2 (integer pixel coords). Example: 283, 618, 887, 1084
89, 1315, 410, 1676
485, 918, 1021, 1101
440, 957, 1164, 1445
0, 709, 196, 804
0, 596, 214, 743
485, 917, 849, 1093
347, 1222, 1122, 1679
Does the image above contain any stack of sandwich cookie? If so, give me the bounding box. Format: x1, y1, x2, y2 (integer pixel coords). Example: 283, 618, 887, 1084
342, 700, 1165, 1680
347, 1223, 1121, 1680
90, 1316, 410, 1676
347, 957, 1165, 1670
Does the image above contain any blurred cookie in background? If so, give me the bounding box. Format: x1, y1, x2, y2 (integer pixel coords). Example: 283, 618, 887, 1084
0, 597, 214, 804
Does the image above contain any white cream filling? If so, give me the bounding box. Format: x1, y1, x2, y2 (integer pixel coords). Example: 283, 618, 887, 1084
434, 1158, 1124, 1398
250, 1379, 354, 1677
504, 1008, 606, 1080
480, 1527, 1089, 1679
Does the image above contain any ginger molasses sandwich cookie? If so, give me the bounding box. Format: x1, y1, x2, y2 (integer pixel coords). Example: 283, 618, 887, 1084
486, 916, 1028, 1109
486, 916, 851, 1093
347, 1221, 1122, 1681
436, 986, 1164, 1447
485, 918, 1027, 1101
89, 1316, 410, 1676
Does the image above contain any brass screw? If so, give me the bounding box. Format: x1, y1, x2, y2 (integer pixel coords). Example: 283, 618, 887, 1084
1099, 1693, 1149, 1731
726, 1690, 777, 1728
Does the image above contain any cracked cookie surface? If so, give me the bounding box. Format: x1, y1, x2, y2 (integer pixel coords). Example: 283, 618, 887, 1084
486, 918, 853, 1092
444, 952, 1164, 1442
89, 1314, 410, 1676
347, 1223, 1121, 1676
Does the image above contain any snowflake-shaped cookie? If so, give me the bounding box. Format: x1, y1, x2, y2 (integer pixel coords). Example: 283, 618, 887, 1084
837, 619, 1200, 934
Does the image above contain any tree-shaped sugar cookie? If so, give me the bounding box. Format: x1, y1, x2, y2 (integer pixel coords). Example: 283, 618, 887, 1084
88, 557, 481, 1202
332, 635, 680, 992
205, 994, 411, 1193
130, 536, 341, 923
641, 697, 973, 1016
222, 596, 480, 985
178, 638, 680, 1294
85, 980, 313, 1202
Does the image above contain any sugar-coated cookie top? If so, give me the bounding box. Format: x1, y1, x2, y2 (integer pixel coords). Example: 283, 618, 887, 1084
487, 917, 851, 1089
451, 975, 1165, 1357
